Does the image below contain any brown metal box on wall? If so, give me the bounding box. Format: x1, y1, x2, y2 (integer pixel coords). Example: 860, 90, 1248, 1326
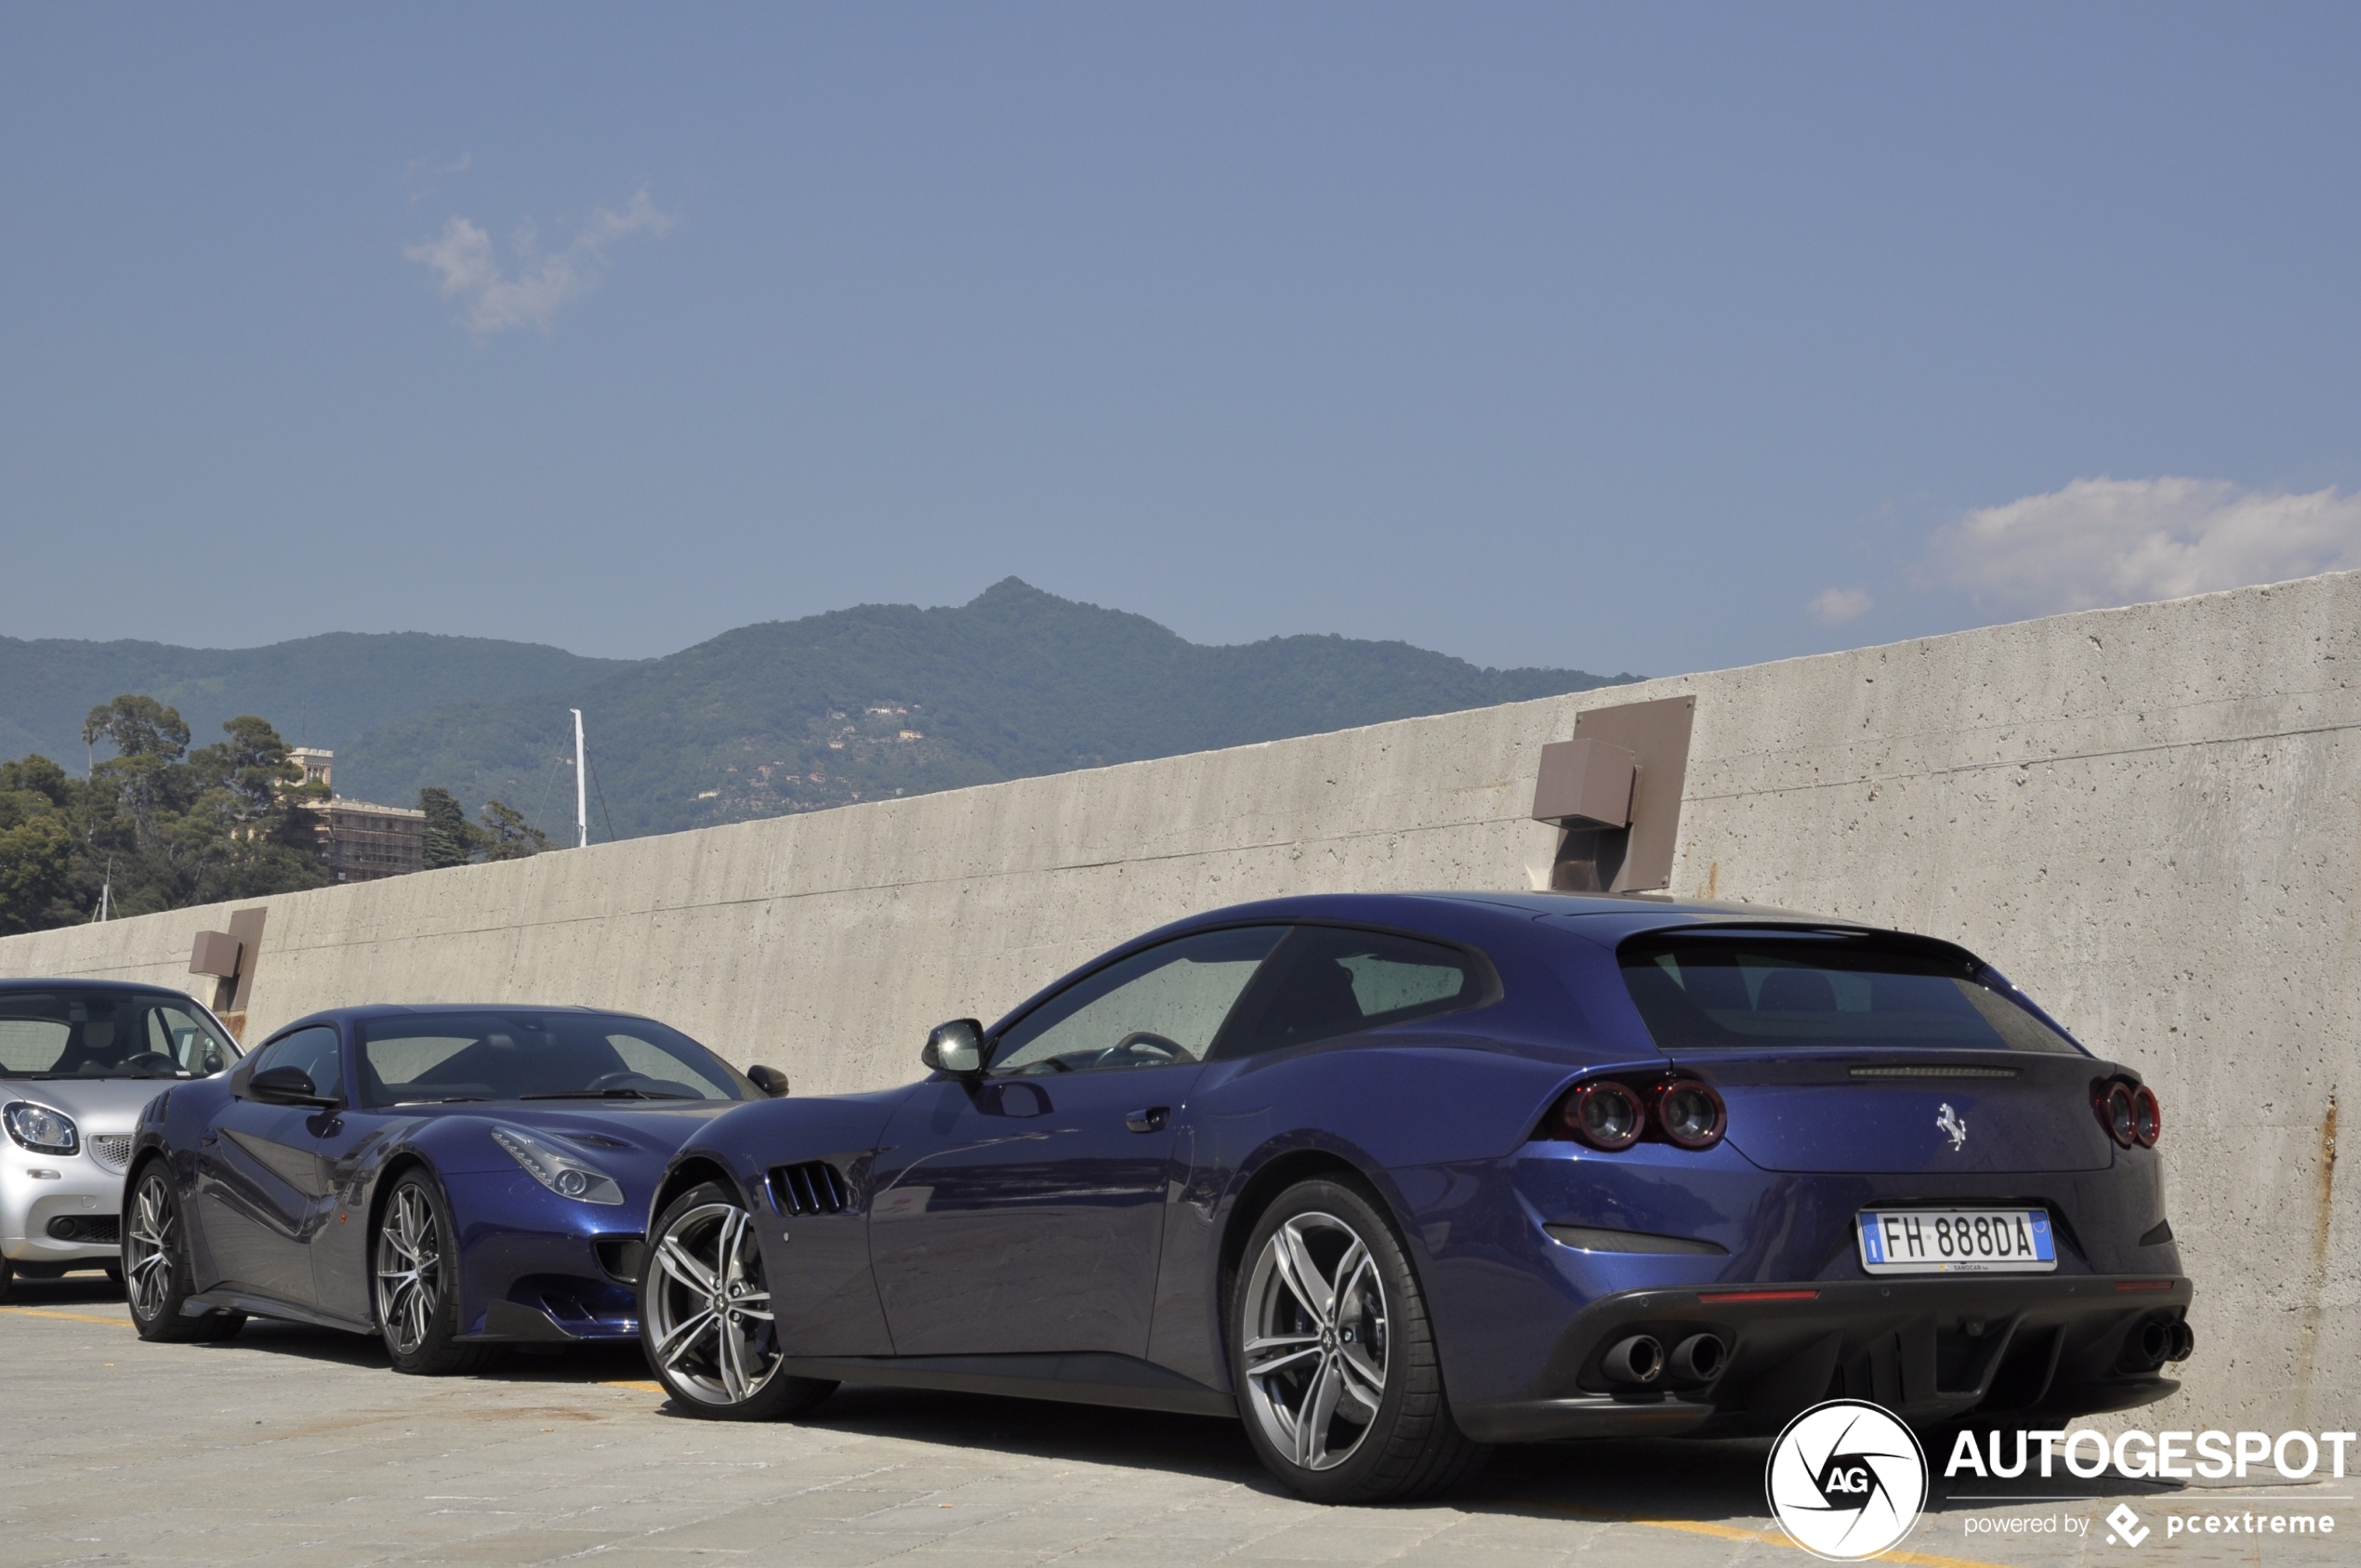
1532, 695, 1695, 893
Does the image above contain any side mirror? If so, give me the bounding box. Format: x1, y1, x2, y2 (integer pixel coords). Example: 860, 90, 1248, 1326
746, 1064, 790, 1098
921, 1019, 985, 1076
244, 1065, 341, 1110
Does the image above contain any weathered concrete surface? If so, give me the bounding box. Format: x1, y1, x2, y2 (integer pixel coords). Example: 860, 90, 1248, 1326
4, 571, 2356, 1437
3, 1281, 2341, 1567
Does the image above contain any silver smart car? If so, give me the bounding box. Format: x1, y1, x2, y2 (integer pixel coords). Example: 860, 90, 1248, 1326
1, 980, 243, 1298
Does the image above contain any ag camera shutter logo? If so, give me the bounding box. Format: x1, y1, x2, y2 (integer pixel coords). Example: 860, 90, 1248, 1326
1766, 1400, 1929, 1560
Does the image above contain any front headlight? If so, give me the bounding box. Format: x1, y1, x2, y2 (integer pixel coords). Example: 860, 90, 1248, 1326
4, 1101, 79, 1156
492, 1127, 625, 1206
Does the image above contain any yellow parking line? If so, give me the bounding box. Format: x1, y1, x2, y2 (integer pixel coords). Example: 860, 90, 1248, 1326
1541, 1505, 2016, 1568
0, 1306, 131, 1327
601, 1379, 665, 1393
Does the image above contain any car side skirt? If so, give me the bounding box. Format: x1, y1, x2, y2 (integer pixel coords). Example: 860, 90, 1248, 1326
775, 1351, 1237, 1419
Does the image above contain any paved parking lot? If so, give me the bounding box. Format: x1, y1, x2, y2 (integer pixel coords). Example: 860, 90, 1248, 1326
0, 1275, 2340, 1568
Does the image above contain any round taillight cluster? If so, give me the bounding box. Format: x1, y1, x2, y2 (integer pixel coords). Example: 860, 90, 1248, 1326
2091, 1075, 2161, 1149
1550, 1075, 1726, 1152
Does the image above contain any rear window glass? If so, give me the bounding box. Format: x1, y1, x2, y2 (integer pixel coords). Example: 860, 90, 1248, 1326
1617, 930, 2080, 1054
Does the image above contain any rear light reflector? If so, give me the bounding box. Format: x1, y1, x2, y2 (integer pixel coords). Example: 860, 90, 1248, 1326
1697, 1289, 1820, 1303
2115, 1280, 2176, 1292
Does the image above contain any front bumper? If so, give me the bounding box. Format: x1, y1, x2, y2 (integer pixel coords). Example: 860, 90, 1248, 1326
1454, 1272, 2192, 1443
2, 1144, 127, 1267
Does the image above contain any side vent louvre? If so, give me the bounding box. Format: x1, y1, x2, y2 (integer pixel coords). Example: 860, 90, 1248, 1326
769, 1161, 851, 1216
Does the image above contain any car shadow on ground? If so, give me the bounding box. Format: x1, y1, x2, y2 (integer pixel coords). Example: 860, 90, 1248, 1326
3, 1274, 2187, 1520
1, 1272, 125, 1308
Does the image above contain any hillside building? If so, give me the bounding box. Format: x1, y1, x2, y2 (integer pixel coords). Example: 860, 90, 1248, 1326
287, 748, 425, 882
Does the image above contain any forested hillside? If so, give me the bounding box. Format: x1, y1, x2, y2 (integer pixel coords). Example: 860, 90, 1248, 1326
336, 580, 1635, 837
0, 632, 633, 769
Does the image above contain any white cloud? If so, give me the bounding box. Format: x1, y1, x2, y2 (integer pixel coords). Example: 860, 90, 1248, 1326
405, 188, 674, 336
1932, 476, 2361, 615
1807, 586, 1872, 625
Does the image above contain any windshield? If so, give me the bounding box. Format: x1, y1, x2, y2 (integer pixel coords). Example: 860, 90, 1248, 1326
1617, 930, 2082, 1054
0, 989, 243, 1079
357, 1011, 756, 1104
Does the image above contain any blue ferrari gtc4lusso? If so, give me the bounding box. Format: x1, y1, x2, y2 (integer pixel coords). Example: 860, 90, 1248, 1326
641, 892, 2189, 1504
122, 1005, 785, 1371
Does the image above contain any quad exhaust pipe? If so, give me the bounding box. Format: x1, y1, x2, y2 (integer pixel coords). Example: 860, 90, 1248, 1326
1601, 1332, 1729, 1387
1669, 1332, 1727, 1382
1602, 1335, 1665, 1385
2119, 1313, 2196, 1373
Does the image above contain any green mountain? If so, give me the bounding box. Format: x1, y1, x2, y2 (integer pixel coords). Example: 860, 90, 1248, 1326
0, 632, 633, 772
333, 580, 1636, 839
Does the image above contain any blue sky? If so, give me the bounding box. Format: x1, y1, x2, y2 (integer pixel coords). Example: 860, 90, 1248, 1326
4, 5, 2355, 677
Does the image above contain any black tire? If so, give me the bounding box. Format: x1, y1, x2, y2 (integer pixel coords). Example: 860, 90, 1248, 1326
124, 1163, 246, 1343
0, 1254, 13, 1303
374, 1172, 495, 1376
103, 1262, 125, 1286
641, 1181, 837, 1421
1229, 1178, 1487, 1503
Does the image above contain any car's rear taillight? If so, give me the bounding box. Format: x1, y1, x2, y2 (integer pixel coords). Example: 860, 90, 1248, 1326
1544, 1074, 1724, 1152
1654, 1079, 1727, 1150
2091, 1075, 2158, 1149
1560, 1081, 1645, 1151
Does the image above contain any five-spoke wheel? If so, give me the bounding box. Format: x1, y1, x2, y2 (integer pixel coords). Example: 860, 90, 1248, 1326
642, 1182, 836, 1420
1242, 1210, 1391, 1470
1231, 1178, 1484, 1503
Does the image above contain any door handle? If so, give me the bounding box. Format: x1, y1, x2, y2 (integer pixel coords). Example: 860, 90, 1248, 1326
1125, 1107, 1168, 1134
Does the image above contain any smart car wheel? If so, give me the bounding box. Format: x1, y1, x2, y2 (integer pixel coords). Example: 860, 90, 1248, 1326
1231, 1178, 1485, 1503
374, 1173, 494, 1376
124, 1164, 244, 1343
642, 1181, 837, 1421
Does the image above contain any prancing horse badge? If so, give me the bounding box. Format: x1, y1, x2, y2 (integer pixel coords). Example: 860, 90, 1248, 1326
1935, 1102, 1968, 1152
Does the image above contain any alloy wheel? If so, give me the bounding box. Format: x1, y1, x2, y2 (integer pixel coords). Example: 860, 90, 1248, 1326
1241, 1210, 1391, 1471
375, 1183, 443, 1355
125, 1171, 177, 1321
646, 1200, 779, 1405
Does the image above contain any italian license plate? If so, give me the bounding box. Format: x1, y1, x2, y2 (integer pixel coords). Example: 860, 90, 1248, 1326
1856, 1208, 2056, 1274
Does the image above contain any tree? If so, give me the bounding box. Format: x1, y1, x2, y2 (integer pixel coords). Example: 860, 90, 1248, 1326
0, 704, 329, 934
0, 758, 80, 935
479, 799, 549, 861
419, 787, 486, 869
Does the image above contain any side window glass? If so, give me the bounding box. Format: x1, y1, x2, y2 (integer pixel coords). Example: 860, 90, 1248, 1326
1215, 927, 1490, 1059
256, 1026, 344, 1100
149, 1005, 236, 1076
991, 926, 1286, 1075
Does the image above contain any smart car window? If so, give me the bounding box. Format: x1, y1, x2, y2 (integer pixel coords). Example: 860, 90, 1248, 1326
0, 1019, 70, 1074
0, 990, 239, 1078
358, 1011, 755, 1103
1211, 926, 1492, 1059
1616, 931, 2081, 1053
991, 926, 1286, 1075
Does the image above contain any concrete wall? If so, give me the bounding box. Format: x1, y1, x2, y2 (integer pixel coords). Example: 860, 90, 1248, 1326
7, 571, 2355, 1434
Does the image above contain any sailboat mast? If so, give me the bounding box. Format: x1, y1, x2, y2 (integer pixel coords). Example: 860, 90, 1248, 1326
572, 708, 588, 850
